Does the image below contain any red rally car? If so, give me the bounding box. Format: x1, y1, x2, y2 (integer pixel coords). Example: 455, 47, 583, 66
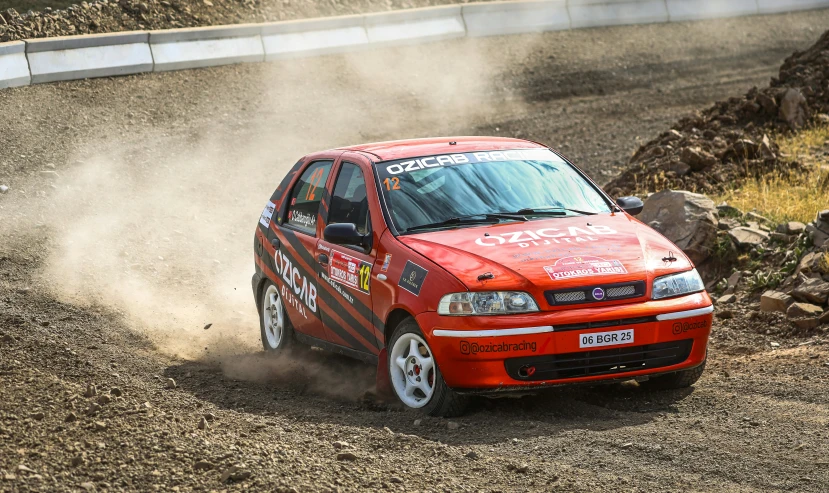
252, 137, 713, 416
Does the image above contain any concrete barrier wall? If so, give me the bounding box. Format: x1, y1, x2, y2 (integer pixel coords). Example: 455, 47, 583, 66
4, 0, 829, 89
26, 32, 152, 84
462, 1, 570, 36
150, 25, 265, 71
0, 41, 30, 89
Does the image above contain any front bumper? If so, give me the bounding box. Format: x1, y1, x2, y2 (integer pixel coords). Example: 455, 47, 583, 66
416, 292, 712, 390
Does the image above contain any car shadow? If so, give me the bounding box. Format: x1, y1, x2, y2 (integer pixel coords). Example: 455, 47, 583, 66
164, 348, 696, 447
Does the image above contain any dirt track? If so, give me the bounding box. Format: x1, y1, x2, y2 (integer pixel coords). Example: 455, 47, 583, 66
1, 11, 829, 492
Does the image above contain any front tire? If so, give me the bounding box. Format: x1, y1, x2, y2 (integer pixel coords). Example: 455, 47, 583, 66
640, 360, 706, 390
388, 318, 468, 417
259, 281, 295, 353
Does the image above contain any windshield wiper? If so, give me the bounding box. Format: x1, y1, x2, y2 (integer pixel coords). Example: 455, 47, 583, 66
514, 207, 598, 216
404, 213, 527, 233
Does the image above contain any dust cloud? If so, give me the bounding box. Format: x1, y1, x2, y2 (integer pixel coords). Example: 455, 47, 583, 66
7, 41, 531, 373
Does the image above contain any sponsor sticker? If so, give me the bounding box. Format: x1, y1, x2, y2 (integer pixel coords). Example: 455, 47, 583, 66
329, 250, 371, 294
274, 249, 318, 319
260, 201, 276, 227
543, 256, 627, 281
460, 340, 537, 355
381, 253, 392, 272
398, 260, 428, 296
290, 210, 316, 229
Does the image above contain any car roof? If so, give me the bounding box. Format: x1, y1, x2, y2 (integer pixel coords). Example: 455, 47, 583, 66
336, 136, 547, 162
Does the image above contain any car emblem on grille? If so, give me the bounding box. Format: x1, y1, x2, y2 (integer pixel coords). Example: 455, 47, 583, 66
592, 287, 605, 300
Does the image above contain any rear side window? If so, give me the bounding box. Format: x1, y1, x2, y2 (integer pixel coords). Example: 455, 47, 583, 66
328, 162, 370, 235
285, 160, 333, 234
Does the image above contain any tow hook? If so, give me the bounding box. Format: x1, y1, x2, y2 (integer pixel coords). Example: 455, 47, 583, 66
518, 365, 536, 378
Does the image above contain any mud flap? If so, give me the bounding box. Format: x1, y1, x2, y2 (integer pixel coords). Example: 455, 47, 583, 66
374, 347, 394, 399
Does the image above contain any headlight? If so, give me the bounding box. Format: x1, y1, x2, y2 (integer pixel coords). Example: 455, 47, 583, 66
437, 292, 539, 316
652, 269, 705, 300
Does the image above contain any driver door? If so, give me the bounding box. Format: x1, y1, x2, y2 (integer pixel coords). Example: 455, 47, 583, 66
316, 159, 382, 355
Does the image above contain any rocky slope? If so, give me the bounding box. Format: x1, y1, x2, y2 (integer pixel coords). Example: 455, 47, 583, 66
0, 0, 479, 42
606, 30, 829, 196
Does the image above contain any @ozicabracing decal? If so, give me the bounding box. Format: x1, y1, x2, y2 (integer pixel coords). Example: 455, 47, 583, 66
398, 260, 428, 296
329, 250, 371, 294
543, 256, 627, 281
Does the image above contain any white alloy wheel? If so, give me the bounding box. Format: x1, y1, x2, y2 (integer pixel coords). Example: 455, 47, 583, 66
263, 284, 285, 349
389, 333, 435, 408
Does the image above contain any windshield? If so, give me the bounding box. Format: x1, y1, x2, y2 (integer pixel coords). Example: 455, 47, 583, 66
375, 149, 611, 233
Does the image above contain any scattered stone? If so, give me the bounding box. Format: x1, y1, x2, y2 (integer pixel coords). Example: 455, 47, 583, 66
197, 417, 209, 430
770, 342, 780, 348
745, 211, 771, 224
84, 383, 97, 398
718, 217, 740, 230
680, 147, 718, 171
717, 294, 737, 304
30, 412, 45, 420
787, 302, 824, 319
17, 465, 35, 474
203, 412, 215, 421
726, 271, 742, 289
728, 227, 769, 248
220, 465, 251, 482
792, 278, 829, 305
1, 333, 15, 344
820, 311, 829, 325
203, 323, 212, 330
332, 441, 351, 450
86, 403, 101, 416
80, 482, 96, 491
165, 378, 177, 389
760, 291, 793, 313
792, 318, 819, 330
93, 421, 107, 431
390, 476, 403, 484
193, 460, 214, 471
777, 221, 807, 235
97, 395, 112, 405
413, 419, 422, 426
621, 442, 634, 449
65, 412, 78, 423
109, 387, 123, 397
465, 451, 480, 459
779, 88, 808, 129
638, 190, 719, 264
717, 310, 734, 320
0, 185, 8, 194
508, 463, 529, 473
447, 421, 460, 430
71, 455, 85, 467
336, 452, 358, 461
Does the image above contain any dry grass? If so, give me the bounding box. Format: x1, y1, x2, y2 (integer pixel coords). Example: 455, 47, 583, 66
714, 124, 829, 224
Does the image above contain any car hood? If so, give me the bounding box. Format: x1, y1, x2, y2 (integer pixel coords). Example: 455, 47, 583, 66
398, 213, 694, 300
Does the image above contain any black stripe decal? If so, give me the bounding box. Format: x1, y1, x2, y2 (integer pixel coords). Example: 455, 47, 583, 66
272, 233, 373, 352
280, 229, 380, 348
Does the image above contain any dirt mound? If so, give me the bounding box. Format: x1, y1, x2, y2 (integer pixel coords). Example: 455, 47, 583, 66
0, 0, 472, 42
606, 30, 829, 196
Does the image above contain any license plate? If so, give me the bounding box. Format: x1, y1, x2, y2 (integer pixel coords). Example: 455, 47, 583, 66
579, 329, 634, 348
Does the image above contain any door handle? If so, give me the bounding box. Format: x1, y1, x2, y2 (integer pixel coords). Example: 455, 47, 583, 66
271, 238, 280, 249
317, 253, 329, 265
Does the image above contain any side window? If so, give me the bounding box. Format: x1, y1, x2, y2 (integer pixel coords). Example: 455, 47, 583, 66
328, 162, 370, 235
285, 160, 333, 234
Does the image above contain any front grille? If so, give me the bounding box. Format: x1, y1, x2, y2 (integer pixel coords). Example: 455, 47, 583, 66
504, 340, 693, 381
607, 285, 636, 298
553, 291, 586, 303
545, 281, 646, 306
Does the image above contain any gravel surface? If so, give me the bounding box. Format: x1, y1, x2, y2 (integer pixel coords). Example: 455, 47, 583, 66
2, 11, 829, 492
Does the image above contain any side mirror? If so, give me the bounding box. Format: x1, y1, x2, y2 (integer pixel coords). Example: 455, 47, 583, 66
324, 223, 371, 250
616, 196, 644, 216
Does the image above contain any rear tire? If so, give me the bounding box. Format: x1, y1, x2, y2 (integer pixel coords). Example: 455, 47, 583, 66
640, 360, 706, 390
259, 281, 296, 353
388, 318, 468, 417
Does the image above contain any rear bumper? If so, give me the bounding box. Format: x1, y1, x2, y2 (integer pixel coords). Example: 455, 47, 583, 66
416, 292, 712, 390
